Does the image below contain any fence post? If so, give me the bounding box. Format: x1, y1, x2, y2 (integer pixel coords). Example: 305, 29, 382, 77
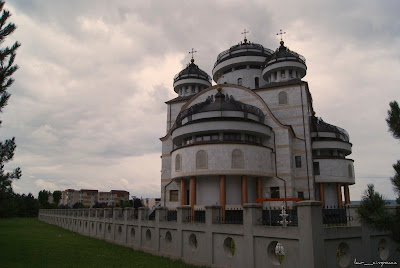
205, 205, 221, 225
138, 207, 149, 221
156, 207, 167, 223
242, 203, 262, 268
297, 201, 325, 268
125, 207, 133, 221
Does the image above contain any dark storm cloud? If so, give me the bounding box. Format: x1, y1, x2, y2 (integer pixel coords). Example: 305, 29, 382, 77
2, 0, 400, 199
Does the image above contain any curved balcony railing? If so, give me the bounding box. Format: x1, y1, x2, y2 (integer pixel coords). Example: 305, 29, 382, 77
214, 42, 274, 68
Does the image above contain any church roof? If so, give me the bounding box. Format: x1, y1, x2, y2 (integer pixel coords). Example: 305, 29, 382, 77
264, 41, 306, 66
311, 116, 349, 142
214, 40, 274, 68
173, 62, 211, 84
175, 92, 265, 127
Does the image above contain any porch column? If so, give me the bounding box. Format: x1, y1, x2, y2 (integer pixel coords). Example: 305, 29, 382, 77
256, 177, 262, 201
180, 179, 187, 206
337, 183, 343, 209
190, 176, 196, 220
344, 184, 350, 204
219, 175, 226, 220
319, 183, 325, 208
241, 175, 248, 205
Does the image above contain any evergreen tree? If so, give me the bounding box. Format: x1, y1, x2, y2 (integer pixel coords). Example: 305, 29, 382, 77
386, 101, 400, 203
357, 101, 400, 251
38, 189, 50, 209
52, 190, 62, 206
0, 0, 21, 217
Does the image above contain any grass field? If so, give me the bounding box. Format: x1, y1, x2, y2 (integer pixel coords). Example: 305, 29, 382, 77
0, 218, 204, 268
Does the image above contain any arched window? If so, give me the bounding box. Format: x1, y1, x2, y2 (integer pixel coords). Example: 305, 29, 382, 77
237, 78, 242, 86
231, 149, 244, 168
196, 150, 207, 169
348, 164, 353, 178
278, 91, 288, 105
255, 77, 259, 89
175, 154, 181, 171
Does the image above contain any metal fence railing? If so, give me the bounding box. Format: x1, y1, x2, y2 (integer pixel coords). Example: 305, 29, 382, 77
261, 207, 298, 227
322, 207, 347, 226
218, 208, 243, 224
164, 210, 177, 222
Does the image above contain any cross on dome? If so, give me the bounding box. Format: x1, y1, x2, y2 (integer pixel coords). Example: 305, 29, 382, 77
189, 48, 197, 63
276, 29, 286, 45
241, 29, 249, 43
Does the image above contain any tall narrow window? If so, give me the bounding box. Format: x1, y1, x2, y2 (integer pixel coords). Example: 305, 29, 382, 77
196, 150, 207, 169
231, 149, 244, 168
237, 78, 242, 86
281, 70, 286, 78
313, 162, 320, 175
274, 72, 277, 80
348, 164, 353, 178
295, 156, 301, 168
289, 70, 293, 78
270, 187, 280, 198
278, 91, 288, 105
175, 154, 181, 171
255, 77, 259, 89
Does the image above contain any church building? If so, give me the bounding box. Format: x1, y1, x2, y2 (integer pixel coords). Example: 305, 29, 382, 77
160, 33, 355, 212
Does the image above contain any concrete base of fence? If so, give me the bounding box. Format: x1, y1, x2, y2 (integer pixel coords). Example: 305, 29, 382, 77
38, 202, 400, 268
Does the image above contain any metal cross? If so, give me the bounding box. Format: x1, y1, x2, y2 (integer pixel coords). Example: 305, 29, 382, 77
241, 29, 250, 39
276, 29, 286, 41
189, 48, 197, 60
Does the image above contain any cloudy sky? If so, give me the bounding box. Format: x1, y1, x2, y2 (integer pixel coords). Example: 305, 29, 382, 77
2, 0, 399, 200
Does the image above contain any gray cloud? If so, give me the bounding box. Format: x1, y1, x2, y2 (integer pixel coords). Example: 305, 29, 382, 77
3, 0, 400, 200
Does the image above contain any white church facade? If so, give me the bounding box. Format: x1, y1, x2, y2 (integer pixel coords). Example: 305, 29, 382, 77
160, 36, 355, 212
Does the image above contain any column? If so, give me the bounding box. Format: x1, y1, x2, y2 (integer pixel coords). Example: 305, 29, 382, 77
337, 183, 343, 208
256, 177, 262, 201
297, 201, 325, 267
180, 179, 187, 206
241, 175, 248, 205
190, 176, 196, 220
344, 184, 350, 204
219, 175, 226, 220
319, 183, 325, 208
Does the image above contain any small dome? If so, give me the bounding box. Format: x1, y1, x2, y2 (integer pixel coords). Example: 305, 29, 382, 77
262, 41, 307, 82
173, 61, 212, 96
174, 62, 211, 84
265, 41, 306, 65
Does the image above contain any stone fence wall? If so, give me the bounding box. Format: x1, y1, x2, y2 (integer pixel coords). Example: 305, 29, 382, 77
38, 201, 399, 268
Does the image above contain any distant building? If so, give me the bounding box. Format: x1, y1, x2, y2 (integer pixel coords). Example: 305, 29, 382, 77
61, 189, 130, 207
79, 189, 98, 207
98, 191, 111, 205
142, 197, 161, 209
62, 189, 80, 207
110, 190, 130, 206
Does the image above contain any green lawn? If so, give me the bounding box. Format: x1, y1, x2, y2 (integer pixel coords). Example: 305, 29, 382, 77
0, 218, 204, 268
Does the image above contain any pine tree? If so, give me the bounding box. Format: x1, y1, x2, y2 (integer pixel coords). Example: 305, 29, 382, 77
0, 1, 21, 202
357, 101, 400, 251
386, 101, 400, 204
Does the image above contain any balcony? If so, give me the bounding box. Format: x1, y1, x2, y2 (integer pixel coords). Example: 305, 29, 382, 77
314, 158, 355, 184
171, 143, 274, 179
312, 140, 352, 155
